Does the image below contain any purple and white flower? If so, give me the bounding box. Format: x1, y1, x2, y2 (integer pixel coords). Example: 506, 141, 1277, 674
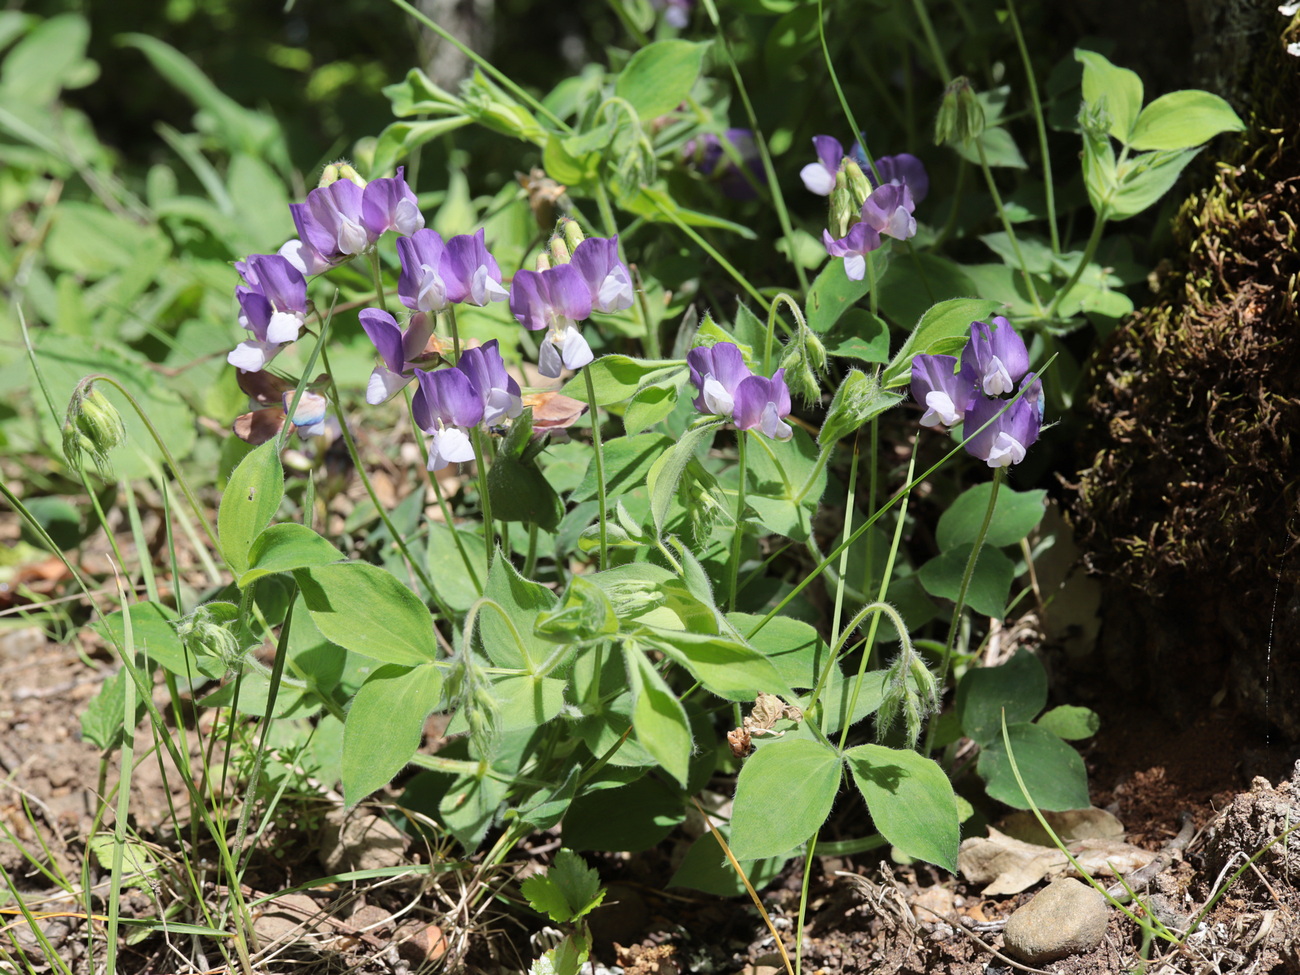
228, 254, 308, 372
509, 264, 594, 378
282, 389, 329, 438
733, 371, 793, 441
361, 167, 424, 237
571, 236, 634, 313
456, 340, 523, 426
858, 182, 917, 241
412, 368, 482, 472
964, 377, 1042, 468
822, 221, 884, 281
289, 178, 375, 265
442, 229, 509, 306
687, 342, 753, 417
870, 153, 930, 203
397, 229, 451, 313
799, 135, 847, 196
963, 315, 1030, 397
910, 354, 975, 428
359, 308, 435, 404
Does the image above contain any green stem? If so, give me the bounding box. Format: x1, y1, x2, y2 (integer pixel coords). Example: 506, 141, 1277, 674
923, 467, 1003, 755
974, 139, 1044, 315
728, 431, 748, 612
470, 425, 497, 565
1046, 209, 1108, 319
606, 0, 650, 45
368, 250, 389, 314
523, 522, 540, 579
795, 830, 817, 975
583, 366, 609, 570
827, 431, 860, 669
1005, 0, 1059, 255
647, 196, 771, 312
909, 0, 952, 81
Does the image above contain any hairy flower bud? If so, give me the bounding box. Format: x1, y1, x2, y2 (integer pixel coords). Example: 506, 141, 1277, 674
559, 216, 586, 254
829, 168, 855, 240
934, 76, 985, 147
319, 161, 366, 189
843, 158, 871, 212
62, 382, 126, 476
548, 233, 571, 267
176, 602, 245, 670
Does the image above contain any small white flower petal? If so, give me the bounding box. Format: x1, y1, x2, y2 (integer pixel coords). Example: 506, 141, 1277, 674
558, 326, 594, 371
800, 162, 836, 196
985, 431, 1027, 468
759, 402, 792, 441
702, 376, 735, 416
227, 340, 279, 372
844, 254, 866, 281
428, 425, 475, 471
922, 390, 960, 427
265, 310, 304, 345
366, 366, 410, 405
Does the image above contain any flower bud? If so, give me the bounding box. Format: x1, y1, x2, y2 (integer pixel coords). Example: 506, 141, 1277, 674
779, 342, 821, 408
176, 603, 245, 670
829, 169, 855, 240
62, 382, 126, 476
559, 216, 586, 254
319, 161, 367, 189
602, 580, 667, 617
534, 252, 552, 273
934, 76, 985, 146
548, 233, 571, 267
843, 158, 871, 211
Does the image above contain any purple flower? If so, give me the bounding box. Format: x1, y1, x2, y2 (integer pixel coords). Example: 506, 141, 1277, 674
359, 308, 435, 404
964, 376, 1042, 468
688, 342, 753, 416
443, 229, 509, 306
910, 354, 975, 428
859, 182, 917, 241
278, 237, 333, 277
397, 229, 450, 313
228, 254, 309, 372
412, 368, 484, 472
361, 166, 424, 237
964, 316, 1029, 397
290, 179, 376, 265
799, 135, 846, 196
733, 370, 793, 441
821, 221, 883, 281
683, 129, 766, 200
651, 0, 691, 27
510, 264, 594, 378
571, 236, 634, 313
456, 340, 523, 426
871, 153, 929, 203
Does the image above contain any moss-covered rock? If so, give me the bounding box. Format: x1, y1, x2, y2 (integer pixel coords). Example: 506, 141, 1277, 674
1071, 16, 1300, 740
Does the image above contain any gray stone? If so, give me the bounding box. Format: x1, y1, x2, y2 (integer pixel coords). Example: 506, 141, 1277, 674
1002, 878, 1108, 964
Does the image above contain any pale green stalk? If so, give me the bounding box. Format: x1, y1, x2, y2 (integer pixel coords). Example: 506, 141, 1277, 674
583, 367, 610, 570
470, 425, 497, 565
1005, 0, 1059, 254
104, 575, 136, 975
1046, 210, 1108, 319
727, 431, 748, 612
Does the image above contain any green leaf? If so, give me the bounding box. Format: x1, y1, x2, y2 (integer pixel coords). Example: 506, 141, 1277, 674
528, 934, 590, 975
614, 40, 709, 120
80, 667, 147, 752
623, 185, 759, 238
563, 775, 685, 851
805, 259, 875, 334
425, 522, 485, 612
488, 408, 564, 530
844, 744, 960, 873
729, 613, 831, 691
628, 648, 693, 787
569, 433, 673, 503
87, 835, 161, 890
1036, 705, 1101, 740
240, 523, 344, 587
492, 674, 568, 731
823, 310, 890, 365
294, 562, 439, 666
372, 117, 473, 173
954, 648, 1048, 746
936, 484, 1047, 550
1127, 90, 1243, 151
954, 126, 1027, 169
481, 554, 558, 670
916, 543, 1015, 619
1075, 49, 1143, 142
980, 722, 1091, 811
91, 601, 192, 675
623, 382, 680, 436
645, 421, 717, 534
644, 627, 789, 701
670, 828, 788, 896
881, 299, 1002, 388
218, 439, 284, 576
819, 370, 903, 448
341, 663, 444, 803
1109, 148, 1200, 221
730, 737, 841, 860
535, 575, 619, 643
520, 849, 606, 923
744, 426, 827, 541
562, 356, 683, 406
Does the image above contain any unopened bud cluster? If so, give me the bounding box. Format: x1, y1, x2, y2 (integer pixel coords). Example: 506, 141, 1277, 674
62, 381, 126, 476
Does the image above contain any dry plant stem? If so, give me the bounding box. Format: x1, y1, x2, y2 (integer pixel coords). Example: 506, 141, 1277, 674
583, 366, 609, 571
691, 796, 796, 975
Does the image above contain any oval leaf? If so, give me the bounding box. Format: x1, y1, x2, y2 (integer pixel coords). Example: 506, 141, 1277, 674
1127, 90, 1244, 151
342, 663, 444, 802
294, 562, 439, 666
218, 438, 284, 576
979, 722, 1091, 811
936, 484, 1047, 550
845, 744, 959, 873
240, 523, 344, 587
730, 737, 841, 860
614, 40, 709, 121
954, 648, 1048, 747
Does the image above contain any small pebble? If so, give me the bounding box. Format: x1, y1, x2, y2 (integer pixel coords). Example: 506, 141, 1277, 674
1002, 877, 1108, 964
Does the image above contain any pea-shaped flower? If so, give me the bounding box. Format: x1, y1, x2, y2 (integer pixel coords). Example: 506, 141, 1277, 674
359, 308, 435, 404
228, 253, 308, 372
964, 315, 1030, 397
509, 263, 594, 378
687, 342, 793, 441
410, 340, 521, 471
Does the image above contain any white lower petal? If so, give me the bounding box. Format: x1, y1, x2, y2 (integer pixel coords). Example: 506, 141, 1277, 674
558, 326, 594, 371
428, 426, 475, 470
419, 264, 449, 312
538, 340, 563, 379
394, 200, 425, 236
985, 432, 1027, 468
799, 163, 836, 196
922, 391, 960, 427
482, 387, 522, 426
366, 367, 410, 405
595, 268, 634, 312
844, 254, 866, 281
227, 340, 280, 372
702, 376, 734, 416
982, 356, 1013, 396
337, 218, 369, 256
759, 402, 792, 441
265, 310, 304, 345
469, 266, 509, 305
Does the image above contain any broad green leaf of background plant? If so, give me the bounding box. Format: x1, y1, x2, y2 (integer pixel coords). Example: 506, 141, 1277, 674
805, 260, 876, 334
614, 40, 709, 121
239, 523, 344, 587
954, 648, 1048, 746
563, 356, 683, 406
1036, 704, 1101, 740
218, 438, 284, 576
1075, 49, 1143, 143
570, 433, 673, 503
729, 613, 830, 690
491, 674, 568, 731
294, 562, 439, 666
521, 849, 606, 923
744, 427, 827, 541
979, 722, 1091, 811
646, 421, 718, 534
627, 648, 693, 787
528, 935, 589, 975
341, 662, 443, 803
844, 744, 959, 872
80, 667, 147, 752
729, 737, 841, 860
936, 484, 1047, 550
916, 543, 1015, 619
644, 628, 789, 701
563, 775, 685, 851
881, 299, 1001, 388
1127, 90, 1244, 151
489, 408, 564, 530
